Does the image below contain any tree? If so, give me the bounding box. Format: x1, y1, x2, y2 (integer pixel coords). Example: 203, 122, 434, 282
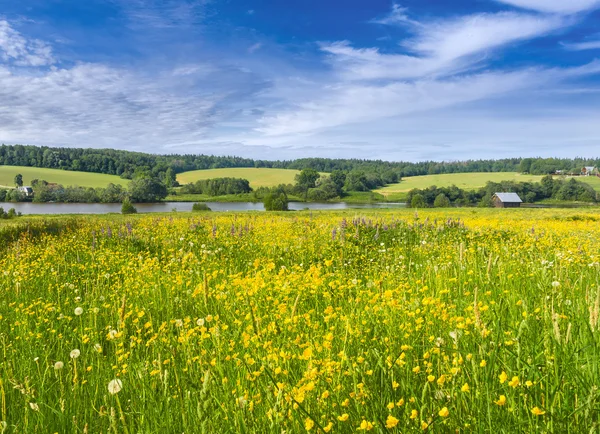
330, 170, 346, 194
264, 192, 289, 211
14, 174, 23, 187
344, 171, 369, 192
519, 158, 534, 174
410, 194, 425, 208
192, 203, 211, 211
128, 177, 168, 203
433, 193, 451, 208
295, 169, 320, 199
121, 198, 137, 214
164, 167, 177, 188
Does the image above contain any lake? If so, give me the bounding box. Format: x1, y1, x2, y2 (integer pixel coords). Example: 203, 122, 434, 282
0, 201, 407, 215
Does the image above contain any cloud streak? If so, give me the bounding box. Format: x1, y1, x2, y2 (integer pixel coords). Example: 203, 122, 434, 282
494, 0, 600, 14
0, 20, 54, 66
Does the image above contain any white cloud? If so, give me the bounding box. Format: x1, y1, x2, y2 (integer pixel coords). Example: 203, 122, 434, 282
407, 12, 566, 60
248, 43, 262, 54
322, 12, 565, 82
562, 39, 600, 51
371, 4, 415, 26
494, 0, 600, 14
0, 20, 54, 66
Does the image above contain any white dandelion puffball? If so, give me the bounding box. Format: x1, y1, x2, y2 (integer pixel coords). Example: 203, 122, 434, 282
74, 307, 84, 316
29, 402, 40, 411
108, 379, 123, 395
552, 281, 560, 288
70, 349, 81, 359
54, 361, 64, 370
197, 318, 205, 327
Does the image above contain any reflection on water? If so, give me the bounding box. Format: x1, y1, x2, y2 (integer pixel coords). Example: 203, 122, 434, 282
0, 201, 407, 215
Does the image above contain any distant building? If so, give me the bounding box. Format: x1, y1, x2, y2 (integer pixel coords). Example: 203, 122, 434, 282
492, 192, 522, 208
582, 166, 597, 176
18, 186, 33, 197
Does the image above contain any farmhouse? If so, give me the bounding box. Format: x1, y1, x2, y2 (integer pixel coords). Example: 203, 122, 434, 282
582, 166, 597, 176
492, 192, 522, 208
18, 186, 33, 197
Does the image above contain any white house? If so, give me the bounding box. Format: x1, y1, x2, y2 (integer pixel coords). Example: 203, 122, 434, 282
18, 186, 33, 196
582, 166, 597, 176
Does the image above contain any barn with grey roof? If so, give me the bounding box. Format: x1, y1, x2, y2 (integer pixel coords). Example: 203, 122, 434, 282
492, 193, 522, 208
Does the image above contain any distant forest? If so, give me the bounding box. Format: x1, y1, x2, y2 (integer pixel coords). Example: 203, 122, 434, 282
0, 144, 598, 180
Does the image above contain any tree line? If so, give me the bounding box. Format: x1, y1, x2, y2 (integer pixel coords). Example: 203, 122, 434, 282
180, 178, 252, 196
1, 176, 168, 204
406, 176, 598, 207
2, 144, 598, 181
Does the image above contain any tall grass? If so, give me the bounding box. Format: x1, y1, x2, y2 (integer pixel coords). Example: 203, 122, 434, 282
0, 209, 599, 432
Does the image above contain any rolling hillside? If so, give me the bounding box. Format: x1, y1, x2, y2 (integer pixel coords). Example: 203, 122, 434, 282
177, 168, 305, 188
377, 172, 600, 201
376, 172, 544, 200
0, 166, 129, 189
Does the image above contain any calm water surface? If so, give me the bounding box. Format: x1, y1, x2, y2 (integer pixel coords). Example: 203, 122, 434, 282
0, 201, 407, 215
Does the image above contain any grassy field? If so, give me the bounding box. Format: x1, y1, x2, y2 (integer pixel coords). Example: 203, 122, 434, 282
376, 172, 544, 201
576, 175, 600, 191
377, 172, 600, 201
177, 168, 307, 188
2, 208, 600, 432
0, 166, 128, 189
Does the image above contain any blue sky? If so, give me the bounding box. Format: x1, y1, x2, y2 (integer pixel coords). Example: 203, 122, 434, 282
1, 0, 600, 161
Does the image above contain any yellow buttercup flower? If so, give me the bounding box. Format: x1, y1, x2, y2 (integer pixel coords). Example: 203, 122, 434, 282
495, 395, 507, 406
508, 376, 520, 388
438, 407, 450, 418
385, 415, 399, 428
531, 407, 546, 416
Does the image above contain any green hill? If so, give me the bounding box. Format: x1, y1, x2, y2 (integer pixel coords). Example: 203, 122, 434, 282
377, 172, 600, 201
0, 166, 128, 189
177, 168, 306, 188
376, 172, 545, 200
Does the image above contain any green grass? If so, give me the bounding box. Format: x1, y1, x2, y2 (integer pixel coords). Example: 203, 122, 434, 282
2, 209, 600, 432
0, 166, 128, 189
376, 172, 545, 201
377, 173, 600, 202
570, 175, 600, 191
177, 168, 306, 188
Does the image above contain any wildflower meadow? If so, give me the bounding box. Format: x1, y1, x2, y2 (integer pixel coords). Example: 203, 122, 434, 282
1, 209, 599, 432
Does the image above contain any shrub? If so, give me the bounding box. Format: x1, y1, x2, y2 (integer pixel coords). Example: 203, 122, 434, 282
264, 192, 289, 211
433, 193, 451, 208
121, 198, 137, 214
410, 194, 426, 208
192, 203, 212, 211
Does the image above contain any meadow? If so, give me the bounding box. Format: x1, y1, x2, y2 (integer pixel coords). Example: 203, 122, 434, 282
376, 173, 544, 201
377, 172, 600, 201
1, 208, 600, 432
177, 168, 310, 188
0, 166, 128, 189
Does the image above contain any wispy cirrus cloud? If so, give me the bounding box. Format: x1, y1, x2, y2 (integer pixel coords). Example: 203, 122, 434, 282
0, 20, 54, 66
370, 4, 416, 26
322, 12, 566, 82
494, 0, 600, 14
253, 2, 600, 154
562, 38, 600, 51
114, 0, 209, 29
0, 17, 269, 151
